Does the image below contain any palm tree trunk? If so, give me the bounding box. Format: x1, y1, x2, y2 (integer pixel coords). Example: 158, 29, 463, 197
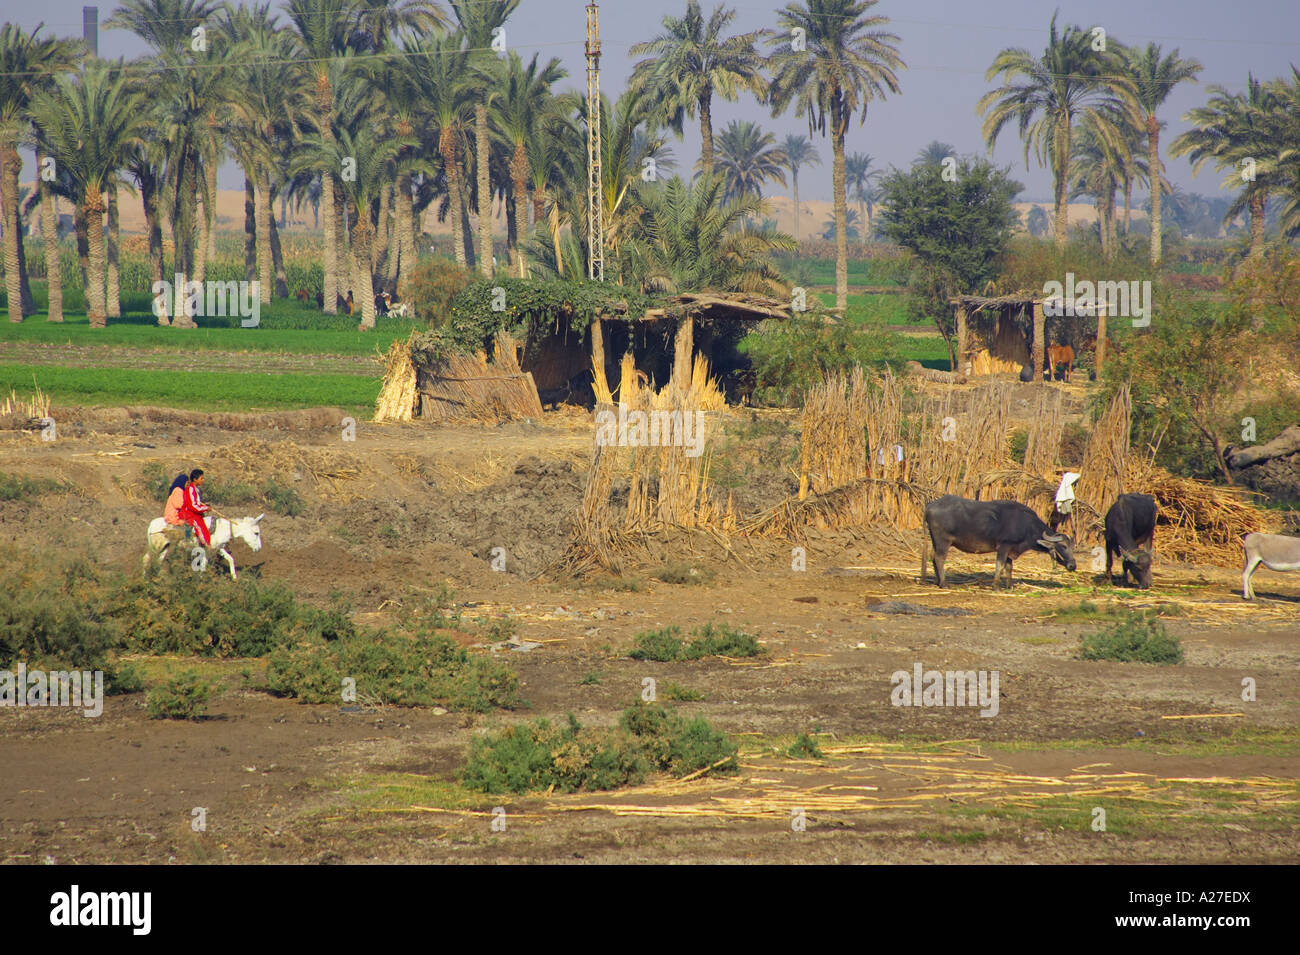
1, 138, 23, 323
335, 188, 350, 307
476, 103, 492, 276
140, 167, 168, 325
1098, 202, 1109, 261
1147, 118, 1161, 265
84, 190, 107, 328
206, 161, 217, 262
1248, 191, 1265, 257
321, 173, 338, 313
74, 204, 88, 291
242, 173, 257, 282
1106, 190, 1118, 260
792, 170, 800, 243
269, 204, 288, 299
106, 182, 121, 318
698, 92, 714, 178
390, 174, 414, 293
511, 143, 529, 278
255, 169, 272, 305
1053, 132, 1070, 253
1123, 178, 1132, 234
194, 163, 208, 286
831, 109, 848, 312
372, 183, 390, 275
38, 146, 62, 324
352, 211, 376, 331
460, 192, 476, 272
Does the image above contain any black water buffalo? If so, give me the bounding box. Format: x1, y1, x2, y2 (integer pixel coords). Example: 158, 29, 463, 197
922, 494, 1076, 588
1104, 492, 1155, 588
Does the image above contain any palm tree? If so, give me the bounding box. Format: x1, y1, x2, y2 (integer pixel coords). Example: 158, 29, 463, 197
822, 208, 860, 240
1171, 76, 1282, 257
30, 62, 143, 327
0, 23, 68, 322
287, 0, 357, 314
495, 52, 566, 278
780, 134, 820, 242
1069, 114, 1129, 260
294, 115, 412, 329
768, 0, 904, 311
714, 120, 786, 202
401, 32, 474, 268
628, 174, 794, 294
630, 1, 767, 178
221, 6, 309, 306
352, 0, 448, 50
1122, 43, 1202, 265
450, 0, 519, 278
1271, 69, 1300, 239
913, 140, 956, 168
110, 0, 225, 326
979, 12, 1135, 252
844, 152, 880, 237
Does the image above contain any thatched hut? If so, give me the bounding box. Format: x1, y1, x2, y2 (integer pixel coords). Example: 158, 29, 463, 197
951, 294, 1109, 380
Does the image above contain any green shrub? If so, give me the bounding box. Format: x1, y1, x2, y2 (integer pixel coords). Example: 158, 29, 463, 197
662, 682, 704, 702
0, 471, 69, 501
786, 733, 824, 759
267, 629, 520, 711
1079, 611, 1184, 665
147, 671, 213, 720
629, 623, 763, 662
628, 627, 686, 661
462, 703, 738, 794
399, 256, 475, 326
112, 561, 312, 657
651, 562, 715, 586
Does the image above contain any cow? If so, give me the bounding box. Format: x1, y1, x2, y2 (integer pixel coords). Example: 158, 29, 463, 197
1046, 344, 1075, 382
1103, 492, 1156, 588
922, 495, 1076, 589
538, 369, 596, 411
294, 287, 312, 304
374, 292, 389, 316
1241, 533, 1300, 599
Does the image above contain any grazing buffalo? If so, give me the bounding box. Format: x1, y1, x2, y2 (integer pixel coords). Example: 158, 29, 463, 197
538, 369, 596, 411
1104, 493, 1156, 588
1241, 533, 1300, 599
922, 495, 1076, 589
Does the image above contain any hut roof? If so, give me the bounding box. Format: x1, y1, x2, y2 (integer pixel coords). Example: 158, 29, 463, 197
949, 293, 1110, 316
642, 292, 795, 323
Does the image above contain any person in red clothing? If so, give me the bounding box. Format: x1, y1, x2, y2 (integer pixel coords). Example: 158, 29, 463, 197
176, 468, 213, 547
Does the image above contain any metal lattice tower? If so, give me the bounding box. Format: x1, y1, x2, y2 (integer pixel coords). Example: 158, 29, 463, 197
585, 2, 604, 282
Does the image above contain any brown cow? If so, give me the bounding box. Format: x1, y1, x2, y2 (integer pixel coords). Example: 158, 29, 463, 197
1047, 344, 1074, 382
294, 288, 311, 304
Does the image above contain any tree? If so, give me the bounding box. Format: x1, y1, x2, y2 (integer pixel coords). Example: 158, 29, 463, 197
715, 120, 786, 202
821, 208, 859, 240
1068, 113, 1131, 260
0, 23, 68, 322
495, 52, 566, 278
630, 1, 767, 178
450, 0, 520, 278
286, 0, 357, 314
1026, 204, 1049, 237
1171, 76, 1283, 258
627, 173, 793, 294
980, 12, 1135, 252
844, 152, 880, 237
780, 133, 820, 242
1121, 43, 1202, 265
768, 0, 904, 312
876, 156, 1022, 366
913, 140, 955, 168
30, 62, 143, 327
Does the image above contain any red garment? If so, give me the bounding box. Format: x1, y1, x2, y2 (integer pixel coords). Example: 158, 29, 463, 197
178, 482, 212, 546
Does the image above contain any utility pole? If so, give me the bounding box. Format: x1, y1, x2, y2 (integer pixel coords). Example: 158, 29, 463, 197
585, 2, 604, 282
83, 7, 98, 57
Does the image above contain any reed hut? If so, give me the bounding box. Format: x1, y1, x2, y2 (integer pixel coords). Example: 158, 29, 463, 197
951, 294, 1108, 380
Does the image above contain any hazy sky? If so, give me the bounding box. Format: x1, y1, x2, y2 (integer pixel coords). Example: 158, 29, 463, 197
7, 0, 1298, 201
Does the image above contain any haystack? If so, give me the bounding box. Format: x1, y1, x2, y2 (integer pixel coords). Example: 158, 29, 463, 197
412, 334, 543, 424
374, 339, 418, 422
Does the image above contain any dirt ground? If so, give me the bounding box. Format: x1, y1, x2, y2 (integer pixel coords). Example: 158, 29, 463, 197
1, 405, 1297, 864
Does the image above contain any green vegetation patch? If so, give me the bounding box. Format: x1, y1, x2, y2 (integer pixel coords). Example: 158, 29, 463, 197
146, 671, 214, 720
628, 623, 763, 662
1079, 610, 1184, 664
0, 471, 71, 502
461, 703, 738, 794
267, 630, 519, 712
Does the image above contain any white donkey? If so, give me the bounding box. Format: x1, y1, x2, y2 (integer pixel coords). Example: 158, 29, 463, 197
145, 514, 264, 580
1242, 532, 1300, 599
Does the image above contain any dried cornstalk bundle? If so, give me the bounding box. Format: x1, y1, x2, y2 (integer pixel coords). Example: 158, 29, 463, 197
373, 338, 418, 423
1075, 385, 1132, 543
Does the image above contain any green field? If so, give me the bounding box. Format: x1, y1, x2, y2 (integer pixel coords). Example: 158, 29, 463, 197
0, 363, 380, 413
